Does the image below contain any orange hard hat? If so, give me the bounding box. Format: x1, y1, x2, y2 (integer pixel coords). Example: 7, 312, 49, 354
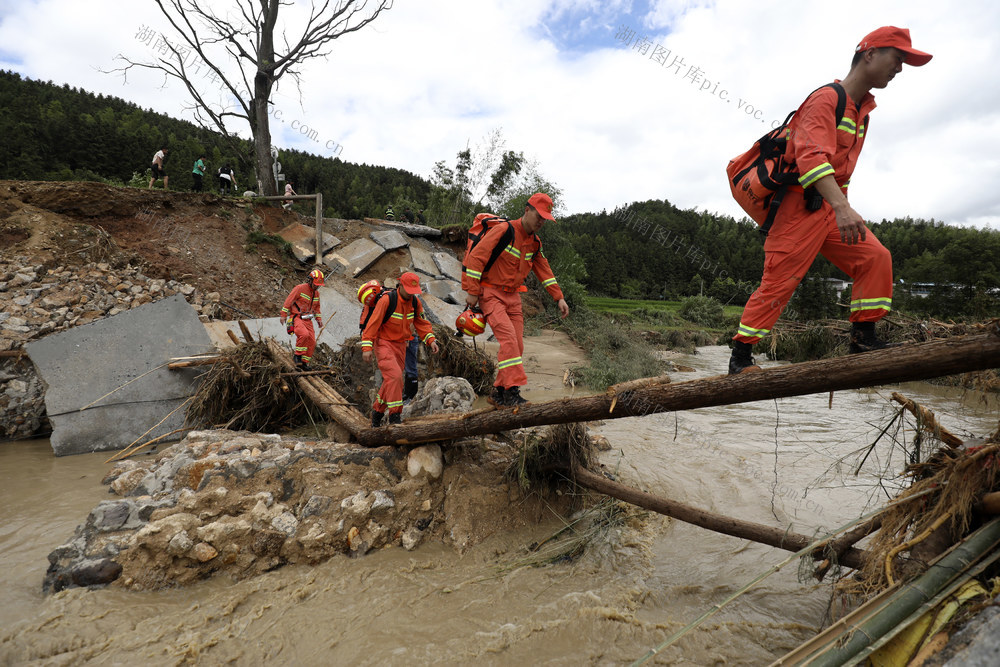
357, 279, 381, 306
456, 307, 486, 337
309, 269, 325, 286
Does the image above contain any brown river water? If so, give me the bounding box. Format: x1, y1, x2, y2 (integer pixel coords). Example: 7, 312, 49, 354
2, 345, 998, 665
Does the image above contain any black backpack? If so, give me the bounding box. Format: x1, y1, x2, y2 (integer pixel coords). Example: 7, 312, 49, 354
359, 289, 424, 332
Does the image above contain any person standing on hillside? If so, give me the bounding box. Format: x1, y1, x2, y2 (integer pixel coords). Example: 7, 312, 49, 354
417, 209, 428, 225
217, 163, 236, 195
384, 204, 395, 221
148, 146, 169, 189
280, 269, 325, 370
191, 155, 206, 192
462, 193, 569, 407
361, 272, 439, 427
402, 207, 416, 224
283, 181, 297, 211
729, 27, 932, 375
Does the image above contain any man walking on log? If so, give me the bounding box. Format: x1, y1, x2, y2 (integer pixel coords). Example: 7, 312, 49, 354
361, 272, 439, 427
729, 27, 932, 375
280, 269, 325, 370
462, 192, 570, 407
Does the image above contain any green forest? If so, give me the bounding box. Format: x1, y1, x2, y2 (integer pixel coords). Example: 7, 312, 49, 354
2, 70, 999, 322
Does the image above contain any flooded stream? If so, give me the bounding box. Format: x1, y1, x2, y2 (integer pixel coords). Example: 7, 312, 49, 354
2, 345, 998, 665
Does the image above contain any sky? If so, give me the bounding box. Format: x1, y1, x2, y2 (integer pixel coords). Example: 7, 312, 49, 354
1, 0, 998, 228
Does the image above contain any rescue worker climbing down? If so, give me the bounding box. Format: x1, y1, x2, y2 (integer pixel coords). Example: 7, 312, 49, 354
462, 193, 569, 408
280, 269, 325, 370
361, 272, 439, 427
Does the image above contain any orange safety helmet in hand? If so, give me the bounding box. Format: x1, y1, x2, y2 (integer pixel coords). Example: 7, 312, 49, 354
357, 279, 381, 306
309, 269, 325, 286
456, 307, 486, 337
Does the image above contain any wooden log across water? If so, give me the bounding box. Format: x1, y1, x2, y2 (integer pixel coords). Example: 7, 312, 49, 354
358, 327, 1000, 447
572, 465, 868, 571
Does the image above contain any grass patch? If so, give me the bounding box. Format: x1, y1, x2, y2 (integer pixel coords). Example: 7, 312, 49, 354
245, 230, 295, 259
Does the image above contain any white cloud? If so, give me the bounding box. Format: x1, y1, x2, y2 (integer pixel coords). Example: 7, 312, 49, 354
0, 0, 997, 228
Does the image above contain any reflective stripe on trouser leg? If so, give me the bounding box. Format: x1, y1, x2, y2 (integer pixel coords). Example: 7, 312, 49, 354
818, 216, 893, 323
293, 318, 316, 362
480, 287, 527, 388
374, 338, 406, 415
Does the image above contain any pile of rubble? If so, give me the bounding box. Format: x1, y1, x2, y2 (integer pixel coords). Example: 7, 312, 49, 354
43, 425, 545, 592
0, 256, 223, 440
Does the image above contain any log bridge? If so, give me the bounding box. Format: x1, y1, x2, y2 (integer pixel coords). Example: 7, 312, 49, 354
250, 322, 1000, 573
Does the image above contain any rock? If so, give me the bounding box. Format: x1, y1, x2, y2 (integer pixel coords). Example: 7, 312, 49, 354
63, 558, 122, 590
167, 530, 194, 556
90, 500, 131, 532
403, 376, 475, 419
341, 490, 373, 516
191, 542, 218, 562
111, 468, 149, 496
407, 445, 443, 479
370, 490, 395, 513
271, 511, 299, 537
300, 494, 332, 518
401, 527, 424, 551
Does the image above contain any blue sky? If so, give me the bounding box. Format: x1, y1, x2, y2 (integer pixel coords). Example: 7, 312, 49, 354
0, 0, 998, 229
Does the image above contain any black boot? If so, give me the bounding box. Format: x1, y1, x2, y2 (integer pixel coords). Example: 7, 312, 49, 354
403, 376, 418, 401
388, 413, 402, 425
503, 386, 528, 407
849, 322, 895, 354
487, 386, 505, 407
728, 341, 761, 375
371, 411, 384, 428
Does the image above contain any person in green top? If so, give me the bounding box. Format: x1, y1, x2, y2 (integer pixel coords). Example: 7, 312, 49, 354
191, 156, 207, 192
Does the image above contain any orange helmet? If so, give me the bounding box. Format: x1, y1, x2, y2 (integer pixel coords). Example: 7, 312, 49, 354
308, 269, 325, 286
357, 279, 381, 306
456, 307, 486, 337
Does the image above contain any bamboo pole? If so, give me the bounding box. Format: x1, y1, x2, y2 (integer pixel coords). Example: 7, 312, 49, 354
226, 329, 241, 346
168, 357, 223, 369
358, 328, 1000, 447
572, 465, 867, 570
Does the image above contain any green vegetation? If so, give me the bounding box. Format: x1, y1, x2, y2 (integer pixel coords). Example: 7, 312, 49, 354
245, 231, 295, 259
0, 70, 431, 220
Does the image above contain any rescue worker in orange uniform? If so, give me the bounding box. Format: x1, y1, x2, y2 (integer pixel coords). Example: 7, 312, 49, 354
361, 272, 439, 426
462, 193, 570, 407
730, 27, 932, 374
280, 269, 325, 369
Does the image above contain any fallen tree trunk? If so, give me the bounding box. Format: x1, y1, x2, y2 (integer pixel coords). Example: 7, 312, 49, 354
266, 339, 367, 437
572, 465, 867, 571
890, 391, 964, 448
358, 327, 1000, 447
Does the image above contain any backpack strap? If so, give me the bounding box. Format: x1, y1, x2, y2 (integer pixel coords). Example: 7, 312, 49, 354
759, 82, 847, 237
481, 222, 516, 277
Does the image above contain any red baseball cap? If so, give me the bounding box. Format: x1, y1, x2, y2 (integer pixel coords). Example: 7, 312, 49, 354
527, 192, 556, 221
856, 26, 932, 66
399, 271, 423, 294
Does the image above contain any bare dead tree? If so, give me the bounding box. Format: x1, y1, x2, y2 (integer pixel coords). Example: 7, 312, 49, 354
112, 0, 392, 195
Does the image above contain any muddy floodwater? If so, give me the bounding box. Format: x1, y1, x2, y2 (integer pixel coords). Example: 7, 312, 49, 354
2, 346, 998, 665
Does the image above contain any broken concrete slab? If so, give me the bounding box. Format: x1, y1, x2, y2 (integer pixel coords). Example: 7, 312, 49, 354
370, 230, 409, 252
409, 244, 440, 278
204, 286, 361, 353
26, 295, 213, 456
322, 238, 386, 278
276, 222, 340, 263
363, 218, 442, 239
425, 279, 461, 303
432, 252, 464, 282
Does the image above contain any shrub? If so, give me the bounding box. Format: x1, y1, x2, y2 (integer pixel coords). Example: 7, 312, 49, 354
678, 295, 725, 326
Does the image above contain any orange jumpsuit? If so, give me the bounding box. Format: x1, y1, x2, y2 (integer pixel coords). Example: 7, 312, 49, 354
361, 292, 436, 415
461, 218, 564, 389
735, 82, 893, 344
281, 282, 322, 362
